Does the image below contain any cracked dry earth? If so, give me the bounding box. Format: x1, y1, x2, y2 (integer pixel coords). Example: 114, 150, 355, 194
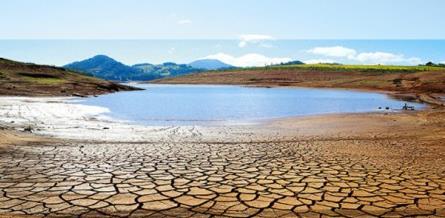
1, 115, 445, 217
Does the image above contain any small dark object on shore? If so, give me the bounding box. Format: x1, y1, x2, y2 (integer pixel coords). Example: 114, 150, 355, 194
385, 107, 390, 110
72, 93, 87, 98
23, 126, 33, 132
402, 103, 415, 111
103, 127, 110, 130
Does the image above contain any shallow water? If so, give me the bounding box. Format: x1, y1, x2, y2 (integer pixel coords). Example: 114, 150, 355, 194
79, 84, 423, 125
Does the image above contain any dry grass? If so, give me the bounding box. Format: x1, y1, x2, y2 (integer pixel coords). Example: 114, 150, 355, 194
154, 64, 445, 94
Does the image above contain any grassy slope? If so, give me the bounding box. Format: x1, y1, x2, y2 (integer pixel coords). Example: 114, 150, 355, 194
154, 64, 445, 92
0, 58, 139, 96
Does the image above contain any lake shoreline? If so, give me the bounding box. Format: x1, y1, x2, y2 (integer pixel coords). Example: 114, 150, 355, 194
1, 92, 445, 217
1, 105, 443, 144
152, 82, 444, 108
0, 84, 429, 143
0, 82, 441, 147
152, 64, 445, 108
0, 93, 443, 145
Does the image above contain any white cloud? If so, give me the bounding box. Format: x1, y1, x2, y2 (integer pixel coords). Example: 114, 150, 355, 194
303, 59, 336, 64
307, 46, 357, 58
441, 60, 445, 64
238, 34, 274, 48
354, 52, 421, 65
307, 46, 422, 65
205, 53, 291, 67
177, 19, 192, 25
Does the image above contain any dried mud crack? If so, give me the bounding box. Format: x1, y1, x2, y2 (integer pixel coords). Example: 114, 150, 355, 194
0, 137, 444, 217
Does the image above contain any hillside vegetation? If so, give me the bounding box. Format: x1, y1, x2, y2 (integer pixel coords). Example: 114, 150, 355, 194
132, 62, 202, 80
64, 55, 233, 81
235, 64, 443, 74
0, 58, 138, 96
65, 55, 142, 81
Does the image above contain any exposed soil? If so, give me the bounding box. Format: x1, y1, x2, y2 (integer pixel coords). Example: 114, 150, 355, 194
0, 58, 141, 97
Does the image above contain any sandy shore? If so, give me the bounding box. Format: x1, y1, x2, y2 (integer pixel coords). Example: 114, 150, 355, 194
0, 129, 54, 149
0, 96, 333, 143
0, 96, 436, 143
0, 97, 224, 142
0, 96, 444, 217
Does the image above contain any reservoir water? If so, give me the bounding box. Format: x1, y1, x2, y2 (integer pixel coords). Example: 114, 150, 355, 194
79, 84, 423, 125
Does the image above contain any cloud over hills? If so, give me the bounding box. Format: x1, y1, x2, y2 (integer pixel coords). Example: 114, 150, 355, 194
307, 46, 422, 65
308, 46, 357, 58
205, 53, 291, 67
303, 59, 337, 64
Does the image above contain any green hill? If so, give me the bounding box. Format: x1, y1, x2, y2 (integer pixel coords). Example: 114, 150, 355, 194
65, 55, 203, 81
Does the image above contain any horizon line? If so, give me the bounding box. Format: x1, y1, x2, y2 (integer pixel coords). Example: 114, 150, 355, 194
1, 38, 445, 41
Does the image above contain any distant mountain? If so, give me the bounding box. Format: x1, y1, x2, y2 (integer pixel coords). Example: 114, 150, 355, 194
276, 60, 305, 66
423, 61, 445, 67
133, 62, 202, 78
65, 55, 145, 81
65, 55, 235, 82
189, 59, 233, 70
65, 55, 203, 81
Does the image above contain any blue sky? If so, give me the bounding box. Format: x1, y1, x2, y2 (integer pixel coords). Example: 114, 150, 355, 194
0, 0, 444, 66
1, 0, 444, 39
